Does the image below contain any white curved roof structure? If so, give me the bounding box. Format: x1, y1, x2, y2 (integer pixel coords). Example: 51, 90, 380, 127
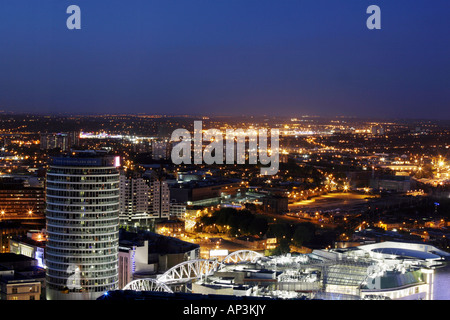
357, 241, 450, 261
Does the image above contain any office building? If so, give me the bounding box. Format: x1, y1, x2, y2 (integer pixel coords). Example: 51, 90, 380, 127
169, 179, 241, 206
169, 202, 186, 219
0, 177, 45, 217
0, 222, 28, 253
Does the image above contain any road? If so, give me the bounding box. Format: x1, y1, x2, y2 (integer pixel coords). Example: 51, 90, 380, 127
288, 192, 375, 212
0, 215, 45, 221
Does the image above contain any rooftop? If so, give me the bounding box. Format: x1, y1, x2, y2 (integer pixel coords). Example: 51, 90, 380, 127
49, 151, 119, 167
0, 271, 41, 284
119, 229, 199, 254
371, 247, 442, 260
0, 253, 35, 263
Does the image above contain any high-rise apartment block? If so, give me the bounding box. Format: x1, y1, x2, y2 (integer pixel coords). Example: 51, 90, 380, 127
40, 132, 80, 151
118, 172, 151, 227
45, 151, 120, 300
144, 171, 170, 220
119, 173, 149, 217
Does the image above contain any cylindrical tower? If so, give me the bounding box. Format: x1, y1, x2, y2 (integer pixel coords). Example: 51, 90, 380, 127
45, 152, 120, 300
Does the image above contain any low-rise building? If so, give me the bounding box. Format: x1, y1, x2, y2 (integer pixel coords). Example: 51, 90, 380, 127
370, 175, 412, 193
262, 195, 288, 214
0, 267, 41, 300
0, 253, 44, 300
155, 219, 185, 237
9, 230, 46, 268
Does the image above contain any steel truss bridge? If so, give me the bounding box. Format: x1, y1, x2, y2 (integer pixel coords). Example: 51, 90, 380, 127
122, 278, 174, 293
122, 250, 263, 293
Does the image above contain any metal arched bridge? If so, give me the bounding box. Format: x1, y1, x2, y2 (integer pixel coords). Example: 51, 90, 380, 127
122, 278, 174, 293
122, 250, 263, 292
220, 249, 263, 267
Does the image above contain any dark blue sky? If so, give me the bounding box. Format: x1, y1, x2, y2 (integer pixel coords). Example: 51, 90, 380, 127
0, 0, 449, 119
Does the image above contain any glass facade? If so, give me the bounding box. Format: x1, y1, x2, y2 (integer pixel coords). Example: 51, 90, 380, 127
45, 155, 120, 300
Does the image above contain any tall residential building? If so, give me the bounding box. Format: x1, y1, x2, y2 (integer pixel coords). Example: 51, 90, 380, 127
45, 152, 120, 300
144, 171, 170, 220
40, 132, 80, 151
119, 173, 149, 217
151, 140, 169, 160
118, 173, 151, 227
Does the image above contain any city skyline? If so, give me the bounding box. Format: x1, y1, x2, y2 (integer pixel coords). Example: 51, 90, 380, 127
0, 110, 450, 302
0, 1, 449, 119
2, 0, 450, 304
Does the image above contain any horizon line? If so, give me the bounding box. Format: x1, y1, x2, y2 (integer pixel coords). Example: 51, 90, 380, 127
0, 110, 448, 122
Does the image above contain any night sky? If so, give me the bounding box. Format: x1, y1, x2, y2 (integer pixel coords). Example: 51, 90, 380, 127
0, 0, 449, 119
